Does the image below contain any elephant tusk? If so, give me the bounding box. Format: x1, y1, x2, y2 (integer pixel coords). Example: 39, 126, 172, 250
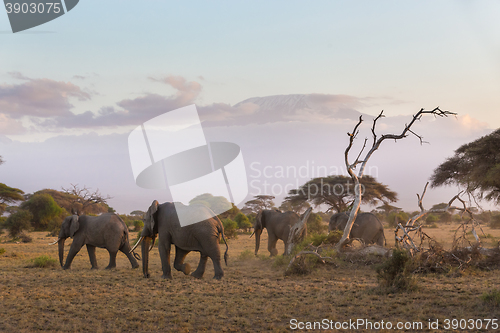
149, 236, 156, 252
130, 236, 144, 253
249, 231, 255, 238
48, 238, 60, 245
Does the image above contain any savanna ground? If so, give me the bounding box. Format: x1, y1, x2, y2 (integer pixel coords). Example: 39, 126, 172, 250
1, 223, 500, 332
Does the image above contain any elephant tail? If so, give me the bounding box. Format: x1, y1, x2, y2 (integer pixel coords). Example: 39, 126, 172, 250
216, 217, 229, 266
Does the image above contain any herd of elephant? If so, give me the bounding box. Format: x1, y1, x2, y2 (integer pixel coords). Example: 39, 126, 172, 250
51, 201, 385, 280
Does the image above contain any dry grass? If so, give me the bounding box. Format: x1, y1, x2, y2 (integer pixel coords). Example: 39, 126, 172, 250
0, 224, 499, 332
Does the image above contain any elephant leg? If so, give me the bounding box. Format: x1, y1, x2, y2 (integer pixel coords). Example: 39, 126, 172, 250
375, 231, 385, 246
63, 242, 84, 270
173, 246, 191, 275
191, 253, 208, 279
267, 233, 279, 257
158, 237, 172, 279
119, 243, 140, 269
211, 254, 224, 280
105, 250, 118, 269
86, 245, 98, 269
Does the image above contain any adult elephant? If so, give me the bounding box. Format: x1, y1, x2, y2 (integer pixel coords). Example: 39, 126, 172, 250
252, 209, 310, 256
130, 200, 228, 280
329, 212, 386, 246
50, 213, 139, 270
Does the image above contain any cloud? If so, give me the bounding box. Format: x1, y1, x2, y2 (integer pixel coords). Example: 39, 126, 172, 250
149, 75, 202, 106
0, 114, 26, 135
32, 76, 203, 129
0, 74, 90, 118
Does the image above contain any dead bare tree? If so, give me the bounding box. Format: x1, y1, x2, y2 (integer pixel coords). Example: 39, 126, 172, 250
285, 207, 312, 255
62, 184, 112, 215
395, 182, 484, 254
336, 107, 456, 251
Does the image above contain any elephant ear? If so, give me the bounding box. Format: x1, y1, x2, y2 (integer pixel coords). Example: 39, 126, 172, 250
145, 200, 159, 233
254, 211, 264, 230
69, 215, 80, 237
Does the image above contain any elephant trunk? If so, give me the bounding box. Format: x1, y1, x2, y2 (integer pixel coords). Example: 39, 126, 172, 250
58, 238, 66, 267
141, 237, 151, 278
254, 229, 262, 256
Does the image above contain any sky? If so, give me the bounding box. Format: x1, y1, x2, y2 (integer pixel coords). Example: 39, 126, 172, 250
1, 1, 499, 214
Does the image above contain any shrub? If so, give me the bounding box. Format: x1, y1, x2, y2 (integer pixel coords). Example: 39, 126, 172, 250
237, 249, 254, 260
480, 289, 500, 306
272, 254, 290, 268
0, 248, 5, 255
222, 218, 238, 239
376, 249, 417, 292
133, 220, 144, 231
307, 213, 327, 235
284, 256, 319, 276
4, 209, 33, 238
20, 193, 65, 230
234, 213, 252, 232
387, 211, 410, 228
19, 233, 33, 243
426, 214, 439, 224
27, 255, 58, 268
490, 215, 500, 229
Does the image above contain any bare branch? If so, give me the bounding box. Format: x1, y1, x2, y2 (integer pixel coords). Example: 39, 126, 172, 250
371, 110, 385, 147
62, 184, 112, 215
286, 251, 336, 272
344, 115, 363, 177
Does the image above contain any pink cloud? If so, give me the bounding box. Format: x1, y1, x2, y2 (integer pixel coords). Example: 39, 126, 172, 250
0, 74, 90, 118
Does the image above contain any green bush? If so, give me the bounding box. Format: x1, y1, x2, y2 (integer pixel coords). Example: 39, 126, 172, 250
0, 248, 5, 255
425, 214, 439, 224
237, 249, 254, 260
307, 213, 327, 235
234, 213, 252, 232
4, 209, 33, 238
27, 255, 58, 268
222, 218, 238, 239
480, 289, 500, 307
376, 249, 417, 292
387, 211, 410, 227
133, 220, 144, 231
20, 193, 65, 230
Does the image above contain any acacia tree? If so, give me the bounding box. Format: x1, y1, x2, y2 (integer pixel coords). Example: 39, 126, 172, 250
431, 128, 500, 204
336, 107, 455, 250
278, 200, 311, 214
242, 195, 275, 214
0, 156, 25, 215
61, 184, 111, 215
283, 175, 397, 214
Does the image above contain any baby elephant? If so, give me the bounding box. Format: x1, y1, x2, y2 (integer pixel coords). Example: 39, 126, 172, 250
50, 213, 140, 270
329, 212, 386, 246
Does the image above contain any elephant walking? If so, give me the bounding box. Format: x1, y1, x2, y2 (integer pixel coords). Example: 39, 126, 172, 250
252, 209, 309, 256
329, 212, 386, 246
50, 213, 139, 270
130, 201, 229, 280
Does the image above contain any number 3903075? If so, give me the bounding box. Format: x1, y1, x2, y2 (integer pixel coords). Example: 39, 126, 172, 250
5, 3, 61, 14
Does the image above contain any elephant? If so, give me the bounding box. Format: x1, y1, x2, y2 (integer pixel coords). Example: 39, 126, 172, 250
251, 209, 310, 256
50, 213, 140, 270
329, 212, 386, 246
130, 200, 229, 280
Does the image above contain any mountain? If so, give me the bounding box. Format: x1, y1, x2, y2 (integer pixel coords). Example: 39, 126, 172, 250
200, 93, 368, 126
